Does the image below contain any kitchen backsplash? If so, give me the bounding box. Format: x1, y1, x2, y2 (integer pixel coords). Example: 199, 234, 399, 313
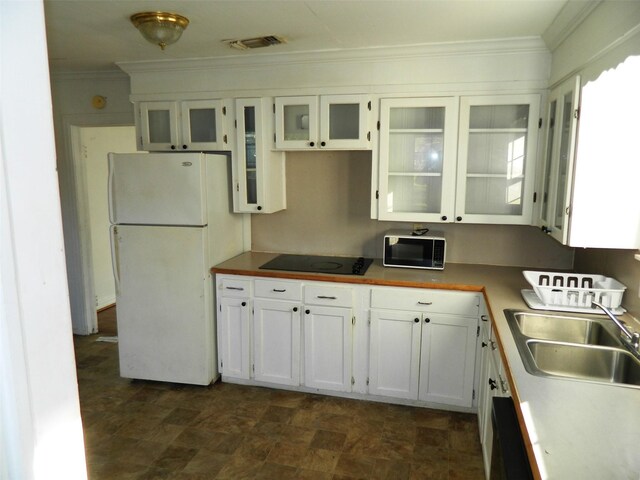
251, 151, 575, 269
574, 248, 640, 320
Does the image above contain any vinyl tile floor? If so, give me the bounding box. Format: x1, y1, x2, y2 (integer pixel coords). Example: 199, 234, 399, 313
74, 307, 485, 479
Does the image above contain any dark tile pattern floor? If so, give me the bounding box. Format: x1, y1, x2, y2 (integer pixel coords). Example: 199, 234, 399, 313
74, 307, 484, 479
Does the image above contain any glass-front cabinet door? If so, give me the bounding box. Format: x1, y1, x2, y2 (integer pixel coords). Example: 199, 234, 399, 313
180, 99, 226, 151
538, 97, 558, 231
546, 77, 581, 244
234, 98, 286, 214
139, 101, 179, 151
274, 95, 371, 150
456, 95, 540, 224
319, 95, 371, 149
377, 97, 459, 222
274, 96, 319, 149
138, 99, 227, 151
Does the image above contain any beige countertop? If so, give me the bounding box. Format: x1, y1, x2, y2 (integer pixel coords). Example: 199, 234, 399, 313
213, 252, 640, 480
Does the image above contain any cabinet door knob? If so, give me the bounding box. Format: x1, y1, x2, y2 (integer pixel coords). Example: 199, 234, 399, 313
489, 378, 497, 390
482, 341, 488, 347
414, 318, 420, 323
309, 141, 315, 147
257, 206, 263, 211
305, 309, 311, 314
456, 216, 462, 222
424, 318, 430, 323
320, 141, 326, 147
293, 307, 298, 312
241, 301, 247, 307
441, 215, 447, 221
170, 145, 176, 150
182, 145, 188, 150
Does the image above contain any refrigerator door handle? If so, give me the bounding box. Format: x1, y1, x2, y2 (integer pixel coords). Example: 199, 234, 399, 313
107, 157, 115, 224
110, 225, 121, 294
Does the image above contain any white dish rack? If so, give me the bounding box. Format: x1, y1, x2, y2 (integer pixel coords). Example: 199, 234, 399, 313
522, 270, 626, 314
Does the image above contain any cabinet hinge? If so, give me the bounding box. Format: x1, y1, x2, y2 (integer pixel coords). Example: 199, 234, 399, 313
375, 190, 379, 200
538, 117, 542, 129
351, 377, 355, 385
252, 364, 255, 372
273, 103, 276, 114
366, 377, 370, 386
219, 304, 222, 312
223, 134, 228, 144
274, 133, 276, 143
477, 325, 480, 337
220, 360, 223, 368
367, 100, 372, 111
377, 120, 380, 130
352, 316, 355, 326
236, 182, 240, 192
472, 389, 476, 400
367, 131, 371, 142
222, 106, 227, 115
234, 120, 237, 129
533, 191, 537, 203
574, 108, 580, 119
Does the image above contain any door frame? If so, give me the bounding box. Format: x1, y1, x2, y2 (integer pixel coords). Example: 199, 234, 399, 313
61, 113, 134, 334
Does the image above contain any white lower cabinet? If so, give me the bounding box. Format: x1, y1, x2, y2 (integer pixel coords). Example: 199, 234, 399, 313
369, 310, 421, 399
369, 309, 478, 407
303, 305, 353, 392
216, 274, 481, 411
253, 299, 301, 386
218, 296, 251, 380
477, 314, 510, 479
419, 313, 478, 407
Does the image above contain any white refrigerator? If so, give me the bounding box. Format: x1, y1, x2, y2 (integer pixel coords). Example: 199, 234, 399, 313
108, 152, 249, 385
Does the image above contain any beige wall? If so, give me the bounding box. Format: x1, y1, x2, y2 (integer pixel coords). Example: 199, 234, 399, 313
251, 151, 574, 269
574, 249, 640, 320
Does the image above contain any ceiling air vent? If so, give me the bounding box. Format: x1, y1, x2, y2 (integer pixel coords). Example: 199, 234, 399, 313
226, 35, 287, 51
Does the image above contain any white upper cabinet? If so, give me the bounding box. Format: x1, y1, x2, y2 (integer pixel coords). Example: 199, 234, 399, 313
138, 99, 228, 151
540, 59, 640, 248
377, 97, 459, 222
538, 77, 581, 243
234, 98, 286, 214
456, 94, 540, 224
275, 94, 372, 150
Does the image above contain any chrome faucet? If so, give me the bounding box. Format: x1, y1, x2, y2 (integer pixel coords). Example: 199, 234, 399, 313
592, 301, 640, 351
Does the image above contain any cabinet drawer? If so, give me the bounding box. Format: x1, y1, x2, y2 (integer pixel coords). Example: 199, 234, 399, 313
254, 279, 302, 301
304, 284, 353, 307
219, 277, 251, 297
370, 287, 479, 317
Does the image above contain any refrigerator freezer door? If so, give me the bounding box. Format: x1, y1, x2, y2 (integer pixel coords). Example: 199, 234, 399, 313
108, 152, 207, 226
112, 224, 215, 385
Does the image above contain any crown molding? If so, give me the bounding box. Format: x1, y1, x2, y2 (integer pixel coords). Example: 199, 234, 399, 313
542, 0, 601, 52
50, 69, 128, 82
117, 37, 549, 75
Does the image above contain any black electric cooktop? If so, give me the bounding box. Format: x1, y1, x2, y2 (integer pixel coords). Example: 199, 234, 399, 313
260, 254, 373, 276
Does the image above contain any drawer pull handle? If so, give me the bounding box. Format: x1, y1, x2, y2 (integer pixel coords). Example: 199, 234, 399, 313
417, 301, 433, 305
481, 315, 488, 322
317, 295, 337, 300
226, 286, 244, 291
273, 288, 287, 293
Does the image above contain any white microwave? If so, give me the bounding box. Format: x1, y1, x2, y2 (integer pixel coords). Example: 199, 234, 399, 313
383, 230, 446, 270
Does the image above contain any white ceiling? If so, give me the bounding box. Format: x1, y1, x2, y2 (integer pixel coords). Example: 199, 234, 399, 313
44, 0, 579, 74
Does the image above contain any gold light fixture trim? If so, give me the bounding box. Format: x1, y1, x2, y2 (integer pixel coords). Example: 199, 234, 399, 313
130, 11, 189, 50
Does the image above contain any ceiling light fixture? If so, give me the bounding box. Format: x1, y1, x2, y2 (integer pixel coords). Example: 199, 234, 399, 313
130, 11, 189, 50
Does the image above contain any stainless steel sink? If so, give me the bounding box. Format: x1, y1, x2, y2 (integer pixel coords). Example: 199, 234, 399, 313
513, 312, 619, 347
527, 340, 640, 387
504, 309, 640, 389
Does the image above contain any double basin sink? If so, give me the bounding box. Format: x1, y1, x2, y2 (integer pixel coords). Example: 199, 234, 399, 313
504, 309, 640, 388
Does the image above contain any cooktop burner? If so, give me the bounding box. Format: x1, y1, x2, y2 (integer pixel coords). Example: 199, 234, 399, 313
260, 254, 373, 276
